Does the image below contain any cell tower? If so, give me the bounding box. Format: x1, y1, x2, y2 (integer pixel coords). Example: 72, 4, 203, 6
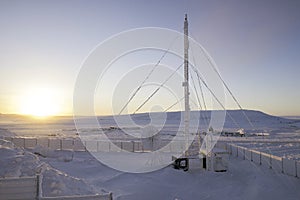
183, 14, 190, 156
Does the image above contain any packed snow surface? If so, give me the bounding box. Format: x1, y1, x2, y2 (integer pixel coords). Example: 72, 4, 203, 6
45, 150, 300, 200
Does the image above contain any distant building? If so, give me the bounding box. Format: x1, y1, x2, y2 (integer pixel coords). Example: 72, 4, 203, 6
220, 129, 245, 137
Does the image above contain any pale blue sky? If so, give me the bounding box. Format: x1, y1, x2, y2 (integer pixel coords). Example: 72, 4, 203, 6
0, 0, 299, 116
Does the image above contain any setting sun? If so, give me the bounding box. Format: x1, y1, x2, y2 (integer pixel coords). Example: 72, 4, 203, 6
20, 89, 61, 117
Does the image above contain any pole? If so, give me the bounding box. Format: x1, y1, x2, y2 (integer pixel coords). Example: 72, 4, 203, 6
183, 14, 190, 156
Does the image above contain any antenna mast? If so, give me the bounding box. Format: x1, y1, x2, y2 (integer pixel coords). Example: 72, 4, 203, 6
183, 14, 190, 156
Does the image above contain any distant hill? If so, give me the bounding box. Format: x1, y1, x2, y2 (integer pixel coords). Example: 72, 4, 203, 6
1, 110, 299, 134
123, 110, 300, 133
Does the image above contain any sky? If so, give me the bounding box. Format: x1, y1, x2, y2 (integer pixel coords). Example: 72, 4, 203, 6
0, 0, 300, 116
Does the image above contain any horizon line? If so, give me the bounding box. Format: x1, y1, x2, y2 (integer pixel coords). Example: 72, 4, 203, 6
1, 109, 298, 118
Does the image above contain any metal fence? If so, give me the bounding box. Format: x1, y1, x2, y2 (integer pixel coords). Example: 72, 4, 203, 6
0, 175, 112, 200
4, 136, 191, 153
0, 176, 38, 200
227, 143, 299, 178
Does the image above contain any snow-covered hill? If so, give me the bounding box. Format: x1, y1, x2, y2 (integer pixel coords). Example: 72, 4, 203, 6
0, 110, 299, 137
99, 110, 300, 134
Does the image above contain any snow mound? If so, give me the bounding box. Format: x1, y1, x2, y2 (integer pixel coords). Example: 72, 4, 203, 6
32, 145, 74, 162
0, 138, 15, 148
0, 139, 40, 178
41, 167, 97, 197
0, 128, 16, 138
0, 140, 103, 197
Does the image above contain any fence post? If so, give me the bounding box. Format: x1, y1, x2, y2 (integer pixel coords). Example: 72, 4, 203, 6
37, 174, 40, 200
259, 152, 261, 165
38, 173, 44, 200
296, 161, 300, 178
295, 160, 297, 178
243, 147, 245, 160
132, 141, 135, 152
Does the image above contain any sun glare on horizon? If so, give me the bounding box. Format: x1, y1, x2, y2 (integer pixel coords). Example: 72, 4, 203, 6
19, 88, 61, 117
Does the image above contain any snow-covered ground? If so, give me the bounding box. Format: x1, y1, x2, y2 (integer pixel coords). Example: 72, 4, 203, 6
0, 110, 300, 199
45, 150, 300, 200
1, 141, 299, 200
